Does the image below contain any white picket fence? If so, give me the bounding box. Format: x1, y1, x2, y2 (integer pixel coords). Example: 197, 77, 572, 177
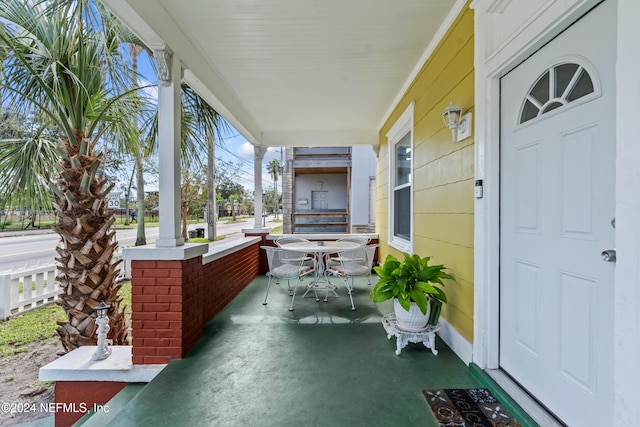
0, 264, 61, 319
0, 253, 130, 320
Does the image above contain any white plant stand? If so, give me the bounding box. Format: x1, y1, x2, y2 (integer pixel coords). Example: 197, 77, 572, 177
381, 313, 440, 356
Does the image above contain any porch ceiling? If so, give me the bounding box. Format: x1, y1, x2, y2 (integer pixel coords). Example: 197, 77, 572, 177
103, 0, 459, 148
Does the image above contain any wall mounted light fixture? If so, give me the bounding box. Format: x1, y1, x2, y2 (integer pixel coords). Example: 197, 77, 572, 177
441, 101, 472, 143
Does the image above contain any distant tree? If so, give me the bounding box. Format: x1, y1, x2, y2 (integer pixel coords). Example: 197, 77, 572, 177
144, 191, 159, 217
180, 168, 204, 240
229, 194, 240, 221
218, 182, 246, 203
266, 159, 282, 220
0, 110, 59, 213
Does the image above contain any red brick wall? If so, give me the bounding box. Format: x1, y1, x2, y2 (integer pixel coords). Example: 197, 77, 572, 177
201, 243, 260, 321
245, 231, 270, 273
182, 257, 204, 356
54, 381, 126, 427
130, 242, 260, 364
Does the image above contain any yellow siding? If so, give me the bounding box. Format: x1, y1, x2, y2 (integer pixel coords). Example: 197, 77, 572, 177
376, 3, 475, 342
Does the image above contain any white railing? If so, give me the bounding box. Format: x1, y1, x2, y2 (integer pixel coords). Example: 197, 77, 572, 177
112, 251, 131, 281
0, 253, 130, 320
0, 264, 61, 319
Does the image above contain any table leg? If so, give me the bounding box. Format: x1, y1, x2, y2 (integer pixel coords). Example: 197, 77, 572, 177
301, 252, 339, 301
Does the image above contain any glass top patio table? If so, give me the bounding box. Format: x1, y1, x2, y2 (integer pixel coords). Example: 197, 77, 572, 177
279, 241, 361, 302
280, 240, 360, 254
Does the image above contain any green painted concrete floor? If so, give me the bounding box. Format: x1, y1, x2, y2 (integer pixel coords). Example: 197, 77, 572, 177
96, 275, 485, 427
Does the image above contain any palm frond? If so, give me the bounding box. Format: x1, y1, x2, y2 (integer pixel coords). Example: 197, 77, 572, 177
0, 134, 57, 210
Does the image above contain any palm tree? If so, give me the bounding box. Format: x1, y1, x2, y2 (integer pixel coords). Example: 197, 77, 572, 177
129, 43, 147, 246
142, 83, 230, 239
180, 85, 228, 241
267, 159, 282, 220
0, 0, 143, 351
0, 110, 59, 212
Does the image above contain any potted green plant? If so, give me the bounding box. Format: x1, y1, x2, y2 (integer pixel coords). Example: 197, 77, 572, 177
370, 253, 452, 331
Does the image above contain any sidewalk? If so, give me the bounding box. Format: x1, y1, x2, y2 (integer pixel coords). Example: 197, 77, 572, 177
0, 227, 55, 238
191, 215, 281, 247
0, 215, 281, 239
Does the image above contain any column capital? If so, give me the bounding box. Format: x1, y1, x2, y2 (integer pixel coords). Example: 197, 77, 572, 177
254, 145, 267, 160
153, 47, 173, 87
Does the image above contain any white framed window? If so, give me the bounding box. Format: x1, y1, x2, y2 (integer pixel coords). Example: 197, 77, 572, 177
519, 61, 598, 125
387, 103, 414, 254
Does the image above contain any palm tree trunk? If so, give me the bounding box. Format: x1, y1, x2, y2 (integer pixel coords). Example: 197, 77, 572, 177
135, 152, 146, 245
124, 167, 134, 225
130, 44, 147, 246
207, 132, 216, 241
274, 177, 278, 220
54, 137, 127, 352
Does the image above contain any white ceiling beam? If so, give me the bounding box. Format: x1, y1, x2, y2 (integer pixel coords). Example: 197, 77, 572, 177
261, 129, 378, 148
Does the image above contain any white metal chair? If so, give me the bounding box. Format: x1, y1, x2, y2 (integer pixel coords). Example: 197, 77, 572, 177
275, 236, 316, 269
261, 246, 315, 311
329, 245, 379, 287
326, 244, 379, 311
275, 236, 311, 246
337, 235, 371, 246
328, 235, 371, 267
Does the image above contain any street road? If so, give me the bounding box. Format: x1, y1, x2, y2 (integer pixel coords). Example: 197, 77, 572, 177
0, 216, 275, 271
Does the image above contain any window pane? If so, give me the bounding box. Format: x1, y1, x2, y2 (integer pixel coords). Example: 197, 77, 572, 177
530, 71, 550, 104
394, 186, 411, 240
555, 63, 579, 97
542, 101, 563, 113
567, 69, 594, 102
520, 99, 539, 123
395, 132, 411, 186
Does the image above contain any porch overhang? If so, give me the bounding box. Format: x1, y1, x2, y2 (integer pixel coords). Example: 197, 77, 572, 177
102, 0, 463, 149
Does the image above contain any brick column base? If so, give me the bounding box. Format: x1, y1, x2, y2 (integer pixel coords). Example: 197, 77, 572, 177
53, 381, 126, 427
130, 258, 203, 364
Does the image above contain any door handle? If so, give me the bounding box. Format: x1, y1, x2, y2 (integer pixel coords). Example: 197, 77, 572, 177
601, 249, 616, 262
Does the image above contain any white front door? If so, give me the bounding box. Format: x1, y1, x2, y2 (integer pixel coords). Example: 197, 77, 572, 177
499, 2, 616, 426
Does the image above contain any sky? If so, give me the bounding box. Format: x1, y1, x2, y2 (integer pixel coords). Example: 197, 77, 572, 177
136, 50, 282, 196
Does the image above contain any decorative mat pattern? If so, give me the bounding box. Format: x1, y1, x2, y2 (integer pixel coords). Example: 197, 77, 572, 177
423, 388, 523, 427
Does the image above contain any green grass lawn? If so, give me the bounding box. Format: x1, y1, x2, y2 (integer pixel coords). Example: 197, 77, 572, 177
186, 236, 225, 244
0, 305, 66, 356
270, 224, 283, 234
0, 281, 132, 356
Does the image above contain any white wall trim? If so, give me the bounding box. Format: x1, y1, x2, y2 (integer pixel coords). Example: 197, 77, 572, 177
202, 236, 261, 264
122, 243, 208, 261
438, 318, 473, 365
387, 103, 414, 254
377, 0, 470, 131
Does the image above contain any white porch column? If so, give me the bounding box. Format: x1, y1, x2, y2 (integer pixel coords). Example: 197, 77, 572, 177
253, 146, 267, 228
155, 48, 184, 248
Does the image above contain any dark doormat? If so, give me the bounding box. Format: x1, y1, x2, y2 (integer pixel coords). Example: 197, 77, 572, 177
423, 388, 523, 427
